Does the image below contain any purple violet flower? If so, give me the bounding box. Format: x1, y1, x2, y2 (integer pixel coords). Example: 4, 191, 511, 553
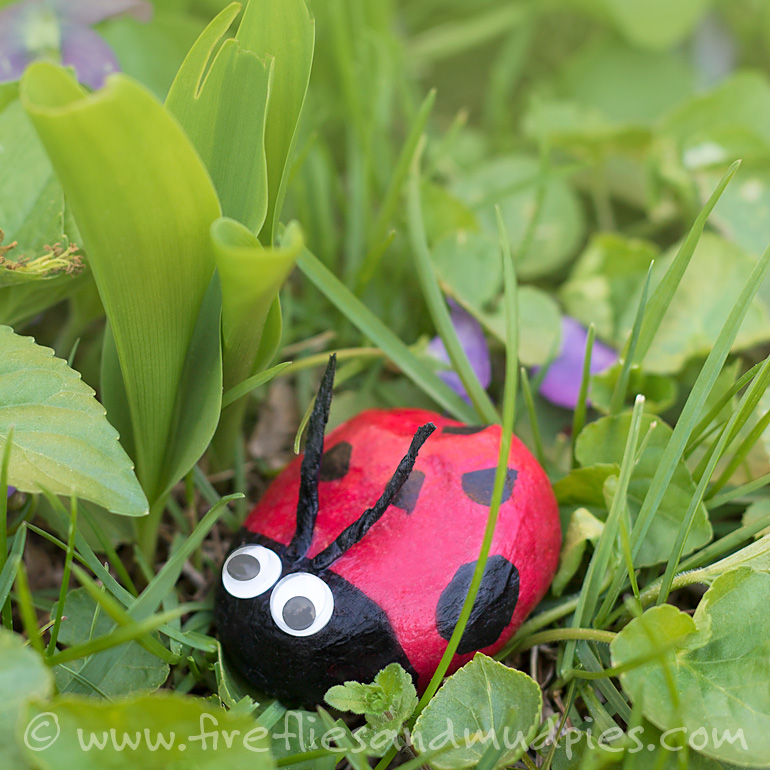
537, 316, 617, 409
427, 299, 491, 400
6, 486, 14, 498
0, 0, 151, 90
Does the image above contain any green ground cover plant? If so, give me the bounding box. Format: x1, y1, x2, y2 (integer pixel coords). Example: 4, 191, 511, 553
3, 0, 770, 767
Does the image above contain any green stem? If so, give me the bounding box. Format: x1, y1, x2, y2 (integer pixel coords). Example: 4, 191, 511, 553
515, 628, 616, 653
136, 495, 169, 566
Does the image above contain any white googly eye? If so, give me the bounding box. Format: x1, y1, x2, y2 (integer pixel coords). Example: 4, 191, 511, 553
270, 573, 334, 637
222, 545, 282, 599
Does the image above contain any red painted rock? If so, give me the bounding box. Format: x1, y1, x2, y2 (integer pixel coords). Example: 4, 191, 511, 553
216, 359, 561, 707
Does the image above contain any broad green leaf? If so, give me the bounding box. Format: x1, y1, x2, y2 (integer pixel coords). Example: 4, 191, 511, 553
564, 233, 770, 374
603, 0, 713, 50
660, 73, 770, 169
646, 234, 770, 374
552, 507, 605, 596
22, 64, 221, 503
52, 589, 169, 697
420, 182, 478, 245
562, 39, 695, 125
237, 0, 315, 245
700, 166, 770, 297
430, 233, 560, 367
590, 365, 678, 415
560, 234, 658, 347
612, 568, 770, 767
156, 274, 223, 499
453, 155, 584, 280
325, 664, 417, 757
166, 3, 273, 233
0, 325, 147, 516
576, 413, 712, 566
210, 219, 301, 462
554, 465, 619, 507
214, 219, 301, 394
412, 654, 542, 769
22, 693, 275, 769
742, 499, 770, 538
0, 629, 53, 770
521, 99, 650, 157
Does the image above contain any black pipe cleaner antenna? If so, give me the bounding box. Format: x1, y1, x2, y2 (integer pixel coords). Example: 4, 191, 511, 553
311, 422, 436, 571
285, 354, 337, 562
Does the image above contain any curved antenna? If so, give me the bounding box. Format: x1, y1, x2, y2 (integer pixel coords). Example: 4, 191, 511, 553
311, 423, 436, 571
285, 354, 337, 562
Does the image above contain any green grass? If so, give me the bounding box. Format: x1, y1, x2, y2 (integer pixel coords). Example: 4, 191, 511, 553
4, 0, 770, 768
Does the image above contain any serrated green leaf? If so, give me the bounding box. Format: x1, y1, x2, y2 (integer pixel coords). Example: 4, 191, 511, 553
324, 664, 417, 756
0, 325, 147, 516
612, 568, 770, 767
21, 63, 221, 504
412, 654, 542, 769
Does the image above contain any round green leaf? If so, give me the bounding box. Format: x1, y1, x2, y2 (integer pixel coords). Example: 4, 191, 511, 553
575, 413, 711, 566
611, 568, 770, 767
412, 654, 542, 769
453, 155, 585, 281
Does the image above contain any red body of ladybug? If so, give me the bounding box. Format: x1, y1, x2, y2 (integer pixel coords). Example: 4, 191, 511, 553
216, 358, 561, 707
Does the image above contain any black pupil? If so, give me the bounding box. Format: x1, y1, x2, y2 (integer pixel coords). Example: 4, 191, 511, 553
283, 596, 316, 630
227, 553, 261, 581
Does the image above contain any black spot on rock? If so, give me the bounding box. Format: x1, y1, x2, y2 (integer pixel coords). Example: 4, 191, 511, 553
436, 556, 519, 654
392, 470, 425, 514
319, 442, 352, 481
461, 468, 517, 506
442, 425, 486, 435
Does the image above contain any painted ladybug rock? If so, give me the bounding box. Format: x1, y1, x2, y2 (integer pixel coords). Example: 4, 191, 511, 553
216, 356, 561, 707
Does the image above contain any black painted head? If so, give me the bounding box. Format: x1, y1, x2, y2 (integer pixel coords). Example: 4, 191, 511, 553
215, 355, 434, 707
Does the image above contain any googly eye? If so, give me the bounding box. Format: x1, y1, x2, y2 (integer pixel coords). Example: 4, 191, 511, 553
270, 573, 334, 637
222, 545, 282, 599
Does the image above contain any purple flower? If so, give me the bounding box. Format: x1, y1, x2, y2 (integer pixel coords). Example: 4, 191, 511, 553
0, 0, 151, 90
6, 487, 14, 498
537, 317, 617, 409
427, 299, 491, 400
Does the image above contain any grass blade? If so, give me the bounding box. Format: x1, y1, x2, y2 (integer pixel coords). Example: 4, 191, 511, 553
357, 89, 437, 291
562, 395, 645, 674
598, 238, 770, 622
633, 160, 740, 364
297, 248, 477, 422
406, 148, 500, 424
